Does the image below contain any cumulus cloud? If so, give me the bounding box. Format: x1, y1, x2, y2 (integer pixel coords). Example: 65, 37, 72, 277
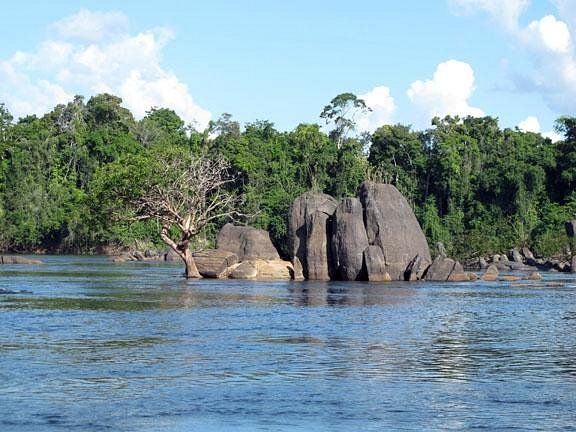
0, 9, 211, 129
518, 115, 541, 132
517, 115, 563, 142
407, 60, 484, 124
356, 86, 396, 133
449, 0, 576, 114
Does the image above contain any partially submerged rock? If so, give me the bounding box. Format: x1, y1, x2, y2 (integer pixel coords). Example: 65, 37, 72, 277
359, 182, 431, 280
527, 271, 542, 280
364, 246, 391, 282
481, 264, 499, 281
288, 191, 338, 280
425, 255, 464, 282
192, 249, 238, 278
0, 256, 43, 265
229, 259, 293, 280
332, 198, 369, 281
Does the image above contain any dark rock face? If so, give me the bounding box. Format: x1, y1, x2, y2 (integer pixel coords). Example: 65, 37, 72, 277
192, 249, 238, 278
364, 245, 390, 282
288, 192, 338, 280
358, 182, 431, 280
566, 220, 576, 238
217, 223, 280, 261
405, 254, 427, 281
332, 198, 369, 281
305, 211, 333, 280
424, 255, 464, 282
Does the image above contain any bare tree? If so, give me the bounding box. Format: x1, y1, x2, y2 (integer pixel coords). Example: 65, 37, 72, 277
135, 153, 241, 278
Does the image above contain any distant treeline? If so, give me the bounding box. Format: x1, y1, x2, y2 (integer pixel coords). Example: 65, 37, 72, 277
0, 93, 574, 258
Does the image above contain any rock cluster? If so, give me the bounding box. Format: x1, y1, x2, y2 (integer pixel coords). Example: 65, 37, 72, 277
288, 182, 432, 281
193, 225, 293, 280
471, 247, 575, 273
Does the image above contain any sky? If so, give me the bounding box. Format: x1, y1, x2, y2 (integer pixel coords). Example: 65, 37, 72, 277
0, 0, 575, 140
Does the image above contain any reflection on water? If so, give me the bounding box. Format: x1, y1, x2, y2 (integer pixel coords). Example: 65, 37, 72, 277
0, 256, 575, 431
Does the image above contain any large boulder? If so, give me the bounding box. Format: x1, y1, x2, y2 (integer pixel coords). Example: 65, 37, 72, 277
424, 255, 464, 282
332, 198, 369, 281
358, 182, 431, 280
192, 249, 238, 278
217, 223, 280, 261
305, 211, 334, 280
571, 255, 576, 274
288, 192, 338, 280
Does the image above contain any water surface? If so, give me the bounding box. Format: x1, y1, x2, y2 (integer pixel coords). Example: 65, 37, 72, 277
1, 256, 576, 431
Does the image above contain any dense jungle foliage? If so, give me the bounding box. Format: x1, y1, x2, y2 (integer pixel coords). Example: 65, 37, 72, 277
0, 93, 575, 259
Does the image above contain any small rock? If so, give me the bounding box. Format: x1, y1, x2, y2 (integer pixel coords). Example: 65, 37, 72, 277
502, 275, 522, 282
521, 247, 535, 261
527, 271, 542, 280
510, 249, 524, 263
165, 249, 180, 262
448, 272, 473, 282
292, 257, 305, 281
481, 264, 499, 281
0, 256, 43, 265
133, 251, 146, 261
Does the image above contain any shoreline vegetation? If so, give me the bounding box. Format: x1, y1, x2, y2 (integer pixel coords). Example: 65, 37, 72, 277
0, 93, 575, 265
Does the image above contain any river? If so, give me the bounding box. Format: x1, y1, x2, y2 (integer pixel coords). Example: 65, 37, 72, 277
0, 256, 575, 431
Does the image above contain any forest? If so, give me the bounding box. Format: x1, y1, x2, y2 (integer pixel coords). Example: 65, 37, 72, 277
0, 92, 575, 260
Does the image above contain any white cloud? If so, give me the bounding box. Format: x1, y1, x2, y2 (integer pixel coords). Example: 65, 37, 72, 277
518, 115, 541, 132
517, 115, 563, 142
356, 86, 396, 133
0, 10, 211, 129
449, 0, 576, 114
524, 15, 571, 54
51, 9, 129, 42
407, 60, 484, 124
542, 130, 563, 142
449, 0, 529, 31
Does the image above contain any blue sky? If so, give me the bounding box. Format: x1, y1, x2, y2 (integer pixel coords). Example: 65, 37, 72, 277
0, 0, 574, 138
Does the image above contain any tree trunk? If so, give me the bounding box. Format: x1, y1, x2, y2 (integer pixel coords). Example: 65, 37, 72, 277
183, 248, 201, 278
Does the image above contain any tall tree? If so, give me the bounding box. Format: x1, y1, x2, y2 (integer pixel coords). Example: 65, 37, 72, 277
320, 93, 371, 148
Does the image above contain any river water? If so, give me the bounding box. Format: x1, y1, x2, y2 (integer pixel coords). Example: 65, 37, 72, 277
0, 256, 576, 431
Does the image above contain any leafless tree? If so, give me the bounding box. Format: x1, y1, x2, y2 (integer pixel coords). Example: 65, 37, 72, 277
135, 153, 241, 278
